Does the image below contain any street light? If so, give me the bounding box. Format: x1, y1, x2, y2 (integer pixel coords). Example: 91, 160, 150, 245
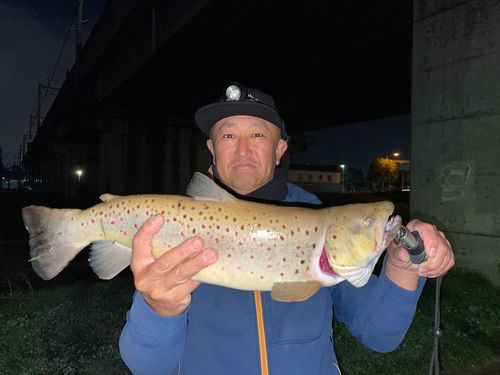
340, 164, 345, 193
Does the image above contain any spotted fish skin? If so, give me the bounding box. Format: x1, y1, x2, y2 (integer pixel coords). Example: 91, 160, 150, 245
22, 172, 401, 301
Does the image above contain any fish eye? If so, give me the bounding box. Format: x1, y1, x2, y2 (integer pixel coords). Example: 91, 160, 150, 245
363, 216, 374, 227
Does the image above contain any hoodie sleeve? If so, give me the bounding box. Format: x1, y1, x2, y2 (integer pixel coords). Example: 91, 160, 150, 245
330, 258, 426, 353
119, 290, 188, 374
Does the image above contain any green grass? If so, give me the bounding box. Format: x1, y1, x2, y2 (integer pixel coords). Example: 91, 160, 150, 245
333, 268, 500, 375
0, 276, 134, 375
1, 268, 499, 374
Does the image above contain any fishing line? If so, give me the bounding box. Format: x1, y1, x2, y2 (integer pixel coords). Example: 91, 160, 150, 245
429, 275, 444, 375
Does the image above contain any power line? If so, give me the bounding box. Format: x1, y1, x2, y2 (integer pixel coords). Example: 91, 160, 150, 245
37, 1, 80, 118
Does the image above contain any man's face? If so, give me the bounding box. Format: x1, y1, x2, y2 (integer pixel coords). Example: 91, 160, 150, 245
207, 115, 288, 195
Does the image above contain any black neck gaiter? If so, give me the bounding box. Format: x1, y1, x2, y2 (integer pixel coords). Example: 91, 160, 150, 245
212, 165, 288, 203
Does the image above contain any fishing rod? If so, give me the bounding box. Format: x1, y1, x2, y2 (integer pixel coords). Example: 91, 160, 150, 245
394, 227, 445, 375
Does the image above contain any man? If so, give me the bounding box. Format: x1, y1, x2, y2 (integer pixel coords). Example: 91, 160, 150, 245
120, 83, 454, 374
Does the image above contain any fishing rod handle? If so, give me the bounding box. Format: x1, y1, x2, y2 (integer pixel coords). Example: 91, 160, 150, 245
394, 227, 428, 264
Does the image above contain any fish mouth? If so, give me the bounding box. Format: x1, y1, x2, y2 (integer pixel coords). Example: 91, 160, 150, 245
380, 215, 402, 252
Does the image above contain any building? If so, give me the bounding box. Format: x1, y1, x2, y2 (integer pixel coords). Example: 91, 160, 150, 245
288, 164, 341, 193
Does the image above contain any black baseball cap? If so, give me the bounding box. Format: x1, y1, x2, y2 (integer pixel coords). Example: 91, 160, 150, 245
194, 83, 288, 140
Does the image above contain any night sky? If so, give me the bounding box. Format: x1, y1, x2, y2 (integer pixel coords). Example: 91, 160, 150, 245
1, 0, 411, 174
0, 0, 106, 166
290, 115, 411, 175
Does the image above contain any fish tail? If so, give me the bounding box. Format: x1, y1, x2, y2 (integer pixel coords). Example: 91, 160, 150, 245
22, 206, 89, 280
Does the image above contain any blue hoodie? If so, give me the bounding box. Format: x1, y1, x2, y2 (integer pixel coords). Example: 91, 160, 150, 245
120, 180, 425, 375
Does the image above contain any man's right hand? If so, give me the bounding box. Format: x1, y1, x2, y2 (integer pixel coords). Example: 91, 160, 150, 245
130, 214, 218, 317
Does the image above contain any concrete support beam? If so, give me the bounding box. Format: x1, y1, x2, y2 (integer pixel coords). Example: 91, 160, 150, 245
412, 0, 500, 284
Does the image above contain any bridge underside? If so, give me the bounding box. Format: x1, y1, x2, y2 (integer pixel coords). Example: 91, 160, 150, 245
78, 0, 413, 133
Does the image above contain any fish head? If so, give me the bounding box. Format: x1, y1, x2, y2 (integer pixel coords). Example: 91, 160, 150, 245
323, 201, 401, 287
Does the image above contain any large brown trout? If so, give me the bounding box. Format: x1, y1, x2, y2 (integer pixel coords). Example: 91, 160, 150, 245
22, 172, 401, 301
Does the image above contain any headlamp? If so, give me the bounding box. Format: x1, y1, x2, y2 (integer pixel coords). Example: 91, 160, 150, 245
224, 83, 248, 101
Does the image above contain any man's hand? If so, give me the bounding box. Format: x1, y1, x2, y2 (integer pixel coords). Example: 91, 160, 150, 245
385, 219, 454, 290
130, 214, 218, 317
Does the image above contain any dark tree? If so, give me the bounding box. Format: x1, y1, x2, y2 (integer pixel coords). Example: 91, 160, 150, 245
367, 157, 398, 189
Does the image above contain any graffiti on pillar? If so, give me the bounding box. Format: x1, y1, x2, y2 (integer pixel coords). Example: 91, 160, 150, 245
438, 161, 472, 202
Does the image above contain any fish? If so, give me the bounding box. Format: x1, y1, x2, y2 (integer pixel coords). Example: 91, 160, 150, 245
22, 172, 401, 302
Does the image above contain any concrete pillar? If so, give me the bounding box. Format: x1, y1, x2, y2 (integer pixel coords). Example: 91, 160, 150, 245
99, 118, 128, 195
412, 0, 500, 284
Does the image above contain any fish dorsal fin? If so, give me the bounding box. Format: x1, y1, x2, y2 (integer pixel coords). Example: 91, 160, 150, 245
271, 281, 322, 302
89, 240, 132, 279
186, 172, 236, 202
100, 193, 119, 202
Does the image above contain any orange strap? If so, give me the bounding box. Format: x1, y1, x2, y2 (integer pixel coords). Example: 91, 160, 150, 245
254, 291, 269, 375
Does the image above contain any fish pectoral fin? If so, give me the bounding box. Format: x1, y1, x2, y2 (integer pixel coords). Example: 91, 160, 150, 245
89, 240, 132, 280
271, 281, 322, 302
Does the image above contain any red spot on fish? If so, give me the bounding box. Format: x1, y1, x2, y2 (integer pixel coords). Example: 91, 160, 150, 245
173, 218, 177, 221
227, 254, 232, 258
296, 245, 301, 250
260, 276, 264, 279
124, 231, 127, 235
280, 273, 284, 276
238, 266, 241, 270
215, 238, 220, 243
120, 218, 123, 221
111, 221, 115, 225
238, 242, 243, 246
181, 231, 186, 237
146, 211, 149, 216
81, 223, 84, 226
267, 247, 271, 251
283, 258, 286, 262
267, 264, 272, 268
250, 255, 254, 259
134, 224, 138, 228
202, 224, 206, 229
91, 219, 95, 224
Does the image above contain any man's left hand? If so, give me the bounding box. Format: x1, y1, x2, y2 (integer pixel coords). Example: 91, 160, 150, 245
385, 219, 455, 290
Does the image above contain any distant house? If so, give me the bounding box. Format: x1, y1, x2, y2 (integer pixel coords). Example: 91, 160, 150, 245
288, 164, 341, 193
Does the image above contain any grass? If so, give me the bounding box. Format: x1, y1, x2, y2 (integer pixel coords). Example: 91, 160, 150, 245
0, 275, 135, 375
0, 268, 499, 375
333, 268, 500, 375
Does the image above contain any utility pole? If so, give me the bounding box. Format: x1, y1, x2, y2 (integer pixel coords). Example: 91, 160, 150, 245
36, 84, 60, 130
75, 0, 83, 84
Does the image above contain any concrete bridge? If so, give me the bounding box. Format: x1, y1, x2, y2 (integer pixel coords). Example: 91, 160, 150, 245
24, 0, 500, 284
